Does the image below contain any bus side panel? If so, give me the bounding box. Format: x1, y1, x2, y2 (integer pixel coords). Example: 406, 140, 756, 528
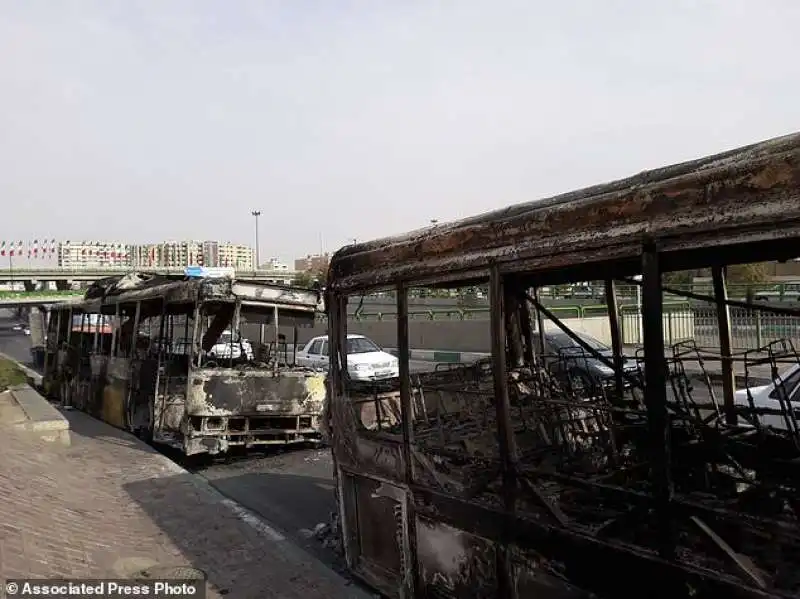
103, 356, 130, 429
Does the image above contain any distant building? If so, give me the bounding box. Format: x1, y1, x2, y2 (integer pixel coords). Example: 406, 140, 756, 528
58, 239, 254, 270
217, 243, 254, 270
294, 253, 330, 274
261, 257, 289, 271
58, 241, 134, 269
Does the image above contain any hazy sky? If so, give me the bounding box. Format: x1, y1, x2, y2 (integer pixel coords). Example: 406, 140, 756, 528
1, 1, 799, 262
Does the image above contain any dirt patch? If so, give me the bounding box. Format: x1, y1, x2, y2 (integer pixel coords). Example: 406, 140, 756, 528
0, 358, 27, 392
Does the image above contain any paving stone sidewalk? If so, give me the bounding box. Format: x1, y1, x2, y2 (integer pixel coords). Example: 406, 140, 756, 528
0, 410, 372, 599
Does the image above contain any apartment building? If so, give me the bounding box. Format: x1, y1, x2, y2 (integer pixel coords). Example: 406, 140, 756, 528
217, 243, 254, 269
58, 241, 135, 269
58, 240, 253, 270
294, 253, 330, 274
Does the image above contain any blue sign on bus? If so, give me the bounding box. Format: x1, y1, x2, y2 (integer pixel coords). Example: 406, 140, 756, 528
183, 266, 235, 279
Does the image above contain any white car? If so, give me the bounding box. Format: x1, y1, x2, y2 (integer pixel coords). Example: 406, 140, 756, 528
296, 334, 399, 381
208, 331, 255, 362
733, 363, 800, 430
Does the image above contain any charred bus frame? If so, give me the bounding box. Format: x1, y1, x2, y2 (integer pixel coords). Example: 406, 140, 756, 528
324, 132, 800, 599
42, 273, 326, 455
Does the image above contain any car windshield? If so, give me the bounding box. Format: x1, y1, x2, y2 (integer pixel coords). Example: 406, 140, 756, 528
346, 337, 381, 354
549, 333, 609, 353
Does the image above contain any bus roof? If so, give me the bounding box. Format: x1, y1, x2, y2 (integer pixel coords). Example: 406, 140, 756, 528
51, 273, 321, 313
327, 131, 800, 293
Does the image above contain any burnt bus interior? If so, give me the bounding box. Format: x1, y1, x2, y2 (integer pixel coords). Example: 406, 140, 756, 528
43, 274, 326, 453
324, 132, 800, 599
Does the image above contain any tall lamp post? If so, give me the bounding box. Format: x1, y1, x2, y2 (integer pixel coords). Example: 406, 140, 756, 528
251, 210, 261, 270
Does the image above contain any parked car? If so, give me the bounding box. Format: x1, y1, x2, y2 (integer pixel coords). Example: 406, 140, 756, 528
296, 334, 399, 381
207, 331, 255, 362
535, 331, 640, 390
734, 363, 800, 430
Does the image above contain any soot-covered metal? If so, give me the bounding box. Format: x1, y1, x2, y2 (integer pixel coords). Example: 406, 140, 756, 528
42, 272, 327, 457
324, 132, 800, 599
328, 131, 800, 293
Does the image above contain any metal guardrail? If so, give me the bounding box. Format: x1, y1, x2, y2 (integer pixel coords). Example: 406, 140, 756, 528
314, 301, 800, 351
325, 301, 691, 322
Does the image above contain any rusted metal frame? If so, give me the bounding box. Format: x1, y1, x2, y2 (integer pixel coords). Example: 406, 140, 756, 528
489, 264, 518, 599
640, 240, 676, 560
272, 304, 280, 375
522, 465, 800, 541
153, 299, 169, 436
711, 266, 737, 426
689, 516, 767, 589
111, 304, 122, 358
229, 299, 242, 368
338, 296, 349, 387
336, 132, 800, 250
182, 308, 190, 359
167, 310, 175, 358
328, 293, 357, 572
503, 277, 525, 368
123, 301, 142, 429
411, 487, 774, 599
605, 280, 626, 401
518, 289, 535, 366
396, 283, 416, 482
191, 302, 202, 368
533, 287, 546, 360
292, 325, 299, 366
91, 308, 101, 354
43, 307, 58, 377
396, 282, 421, 599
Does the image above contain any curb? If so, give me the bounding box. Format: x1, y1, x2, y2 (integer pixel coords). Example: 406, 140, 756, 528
0, 383, 70, 445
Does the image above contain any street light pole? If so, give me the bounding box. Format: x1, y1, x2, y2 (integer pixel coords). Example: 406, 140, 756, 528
251, 210, 261, 269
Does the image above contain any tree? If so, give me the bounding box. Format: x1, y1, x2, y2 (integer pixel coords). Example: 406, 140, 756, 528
662, 270, 694, 286
726, 262, 771, 285
292, 271, 317, 288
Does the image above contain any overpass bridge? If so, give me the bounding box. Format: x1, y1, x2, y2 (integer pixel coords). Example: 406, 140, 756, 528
0, 266, 300, 290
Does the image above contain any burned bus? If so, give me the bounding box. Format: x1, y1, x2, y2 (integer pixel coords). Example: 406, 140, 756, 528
42, 272, 326, 455
323, 132, 800, 598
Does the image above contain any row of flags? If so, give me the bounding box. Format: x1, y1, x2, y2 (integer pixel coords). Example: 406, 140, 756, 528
0, 239, 57, 258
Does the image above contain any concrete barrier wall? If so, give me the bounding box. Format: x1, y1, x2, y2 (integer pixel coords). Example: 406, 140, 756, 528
287, 311, 697, 353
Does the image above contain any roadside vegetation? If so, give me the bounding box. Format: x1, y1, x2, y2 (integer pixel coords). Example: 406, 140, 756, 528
0, 358, 27, 392
0, 290, 82, 299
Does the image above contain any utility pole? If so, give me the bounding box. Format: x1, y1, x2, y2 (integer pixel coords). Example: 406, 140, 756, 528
251, 210, 261, 269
